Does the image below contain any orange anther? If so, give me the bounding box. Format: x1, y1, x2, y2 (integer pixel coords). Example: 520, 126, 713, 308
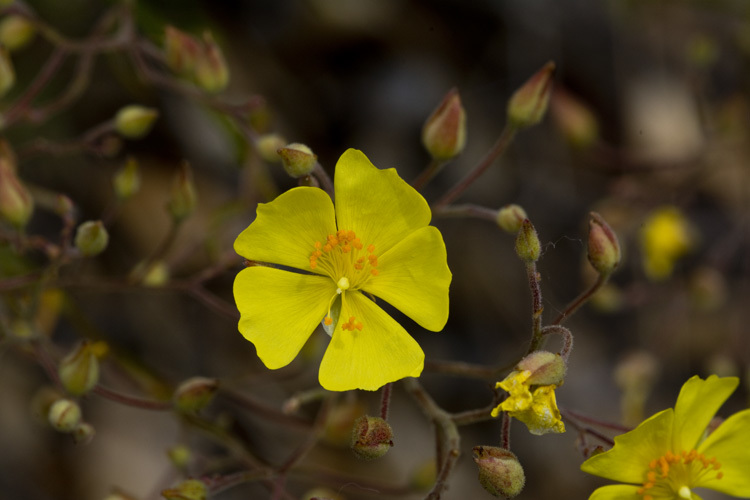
367, 244, 375, 253
324, 316, 332, 325
717, 472, 724, 479
323, 244, 332, 252
347, 230, 356, 240
355, 322, 363, 330
342, 245, 351, 253
371, 269, 379, 276
314, 241, 321, 249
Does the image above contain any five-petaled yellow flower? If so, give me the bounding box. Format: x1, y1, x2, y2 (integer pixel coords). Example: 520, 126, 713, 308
233, 149, 451, 391
581, 375, 750, 500
491, 369, 565, 435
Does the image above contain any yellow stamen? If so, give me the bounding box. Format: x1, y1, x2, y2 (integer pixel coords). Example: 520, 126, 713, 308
638, 449, 723, 499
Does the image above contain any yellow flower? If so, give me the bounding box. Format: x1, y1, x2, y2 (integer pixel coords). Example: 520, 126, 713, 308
581, 375, 750, 500
491, 370, 565, 435
233, 149, 451, 391
640, 206, 695, 280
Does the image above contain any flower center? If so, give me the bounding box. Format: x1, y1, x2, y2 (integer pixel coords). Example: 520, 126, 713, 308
637, 449, 723, 500
310, 229, 379, 331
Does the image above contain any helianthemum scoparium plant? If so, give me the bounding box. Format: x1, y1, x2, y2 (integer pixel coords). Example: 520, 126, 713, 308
233, 148, 451, 391
581, 375, 750, 500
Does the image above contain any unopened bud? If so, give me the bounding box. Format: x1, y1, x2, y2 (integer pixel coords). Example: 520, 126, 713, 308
351, 415, 393, 460
0, 45, 14, 97
73, 422, 95, 444
588, 212, 621, 276
422, 88, 467, 160
0, 158, 33, 227
113, 157, 141, 200
168, 444, 192, 469
496, 204, 527, 234
507, 61, 555, 129
550, 89, 599, 149
54, 194, 74, 218
48, 399, 82, 433
473, 446, 525, 498
164, 26, 200, 75
256, 134, 287, 163
58, 341, 108, 396
167, 162, 197, 221
278, 143, 317, 178
115, 105, 159, 139
516, 351, 566, 386
515, 219, 540, 262
194, 31, 229, 93
173, 377, 218, 413
0, 16, 35, 52
161, 479, 207, 500
74, 220, 109, 257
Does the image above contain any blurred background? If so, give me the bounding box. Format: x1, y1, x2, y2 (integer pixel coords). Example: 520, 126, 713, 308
1, 0, 749, 498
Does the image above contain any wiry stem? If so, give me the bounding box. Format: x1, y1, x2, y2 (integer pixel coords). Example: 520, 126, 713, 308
553, 273, 608, 325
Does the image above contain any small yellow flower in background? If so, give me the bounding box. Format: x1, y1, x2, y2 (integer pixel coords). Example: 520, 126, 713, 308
491, 369, 565, 435
581, 375, 750, 500
640, 206, 695, 280
233, 149, 451, 391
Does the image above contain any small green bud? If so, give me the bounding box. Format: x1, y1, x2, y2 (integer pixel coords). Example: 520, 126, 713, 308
0, 45, 15, 97
114, 105, 159, 139
167, 162, 198, 221
0, 16, 35, 51
74, 220, 109, 257
161, 479, 207, 500
73, 422, 95, 444
48, 399, 82, 433
350, 415, 393, 460
168, 444, 192, 469
113, 157, 141, 200
473, 446, 525, 498
496, 204, 528, 234
507, 61, 555, 129
516, 351, 566, 386
173, 377, 218, 413
515, 219, 541, 263
588, 212, 621, 276
278, 143, 317, 178
58, 340, 108, 396
256, 133, 287, 163
164, 26, 200, 76
194, 31, 229, 93
54, 194, 74, 219
0, 158, 33, 228
421, 88, 467, 160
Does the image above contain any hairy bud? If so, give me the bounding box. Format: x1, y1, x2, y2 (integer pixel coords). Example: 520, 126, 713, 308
515, 219, 541, 263
496, 204, 528, 234
473, 446, 525, 498
516, 350, 566, 386
588, 212, 621, 276
422, 88, 467, 160
351, 415, 394, 460
278, 143, 317, 178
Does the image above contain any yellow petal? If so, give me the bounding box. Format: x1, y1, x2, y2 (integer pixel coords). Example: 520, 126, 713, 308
362, 226, 451, 331
697, 408, 750, 496
581, 409, 674, 484
588, 485, 644, 500
233, 266, 335, 369
234, 187, 336, 272
333, 149, 431, 254
318, 290, 424, 391
508, 385, 565, 435
672, 375, 738, 451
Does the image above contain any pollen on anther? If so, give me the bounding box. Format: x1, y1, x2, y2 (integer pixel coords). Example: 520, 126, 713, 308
367, 244, 375, 253
314, 241, 321, 249
371, 269, 379, 276
324, 316, 332, 326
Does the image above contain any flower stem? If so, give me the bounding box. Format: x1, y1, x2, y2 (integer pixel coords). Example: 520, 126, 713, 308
501, 412, 511, 450
412, 158, 446, 191
525, 261, 545, 353
92, 384, 172, 410
432, 203, 498, 222
380, 382, 393, 420
553, 273, 608, 325
313, 163, 334, 198
540, 325, 574, 361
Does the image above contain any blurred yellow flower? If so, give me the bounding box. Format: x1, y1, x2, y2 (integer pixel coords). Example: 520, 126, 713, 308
581, 375, 750, 500
233, 149, 451, 391
491, 369, 565, 435
640, 206, 694, 280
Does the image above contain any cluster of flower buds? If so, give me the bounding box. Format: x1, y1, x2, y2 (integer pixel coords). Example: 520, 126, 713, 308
350, 415, 394, 460
47, 398, 95, 444
473, 446, 525, 498
164, 26, 230, 93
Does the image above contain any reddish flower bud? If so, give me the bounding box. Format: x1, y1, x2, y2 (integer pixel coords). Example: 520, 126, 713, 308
194, 31, 229, 94
473, 446, 525, 498
507, 61, 555, 129
517, 350, 566, 386
588, 212, 621, 276
351, 415, 393, 460
422, 88, 467, 160
278, 143, 318, 178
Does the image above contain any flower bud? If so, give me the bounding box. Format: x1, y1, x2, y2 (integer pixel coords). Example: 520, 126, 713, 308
48, 399, 82, 433
54, 194, 74, 219
496, 204, 528, 234
278, 143, 317, 178
0, 158, 33, 228
168, 444, 192, 469
75, 220, 109, 257
588, 212, 621, 276
507, 61, 555, 129
0, 16, 35, 52
421, 88, 467, 160
515, 219, 540, 263
0, 45, 15, 97
473, 446, 525, 498
256, 134, 287, 163
173, 377, 218, 413
114, 105, 159, 139
58, 340, 108, 396
194, 31, 229, 93
113, 157, 141, 200
167, 162, 197, 222
516, 351, 566, 386
164, 26, 201, 75
350, 415, 393, 460
550, 89, 599, 149
161, 479, 207, 500
73, 422, 95, 444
